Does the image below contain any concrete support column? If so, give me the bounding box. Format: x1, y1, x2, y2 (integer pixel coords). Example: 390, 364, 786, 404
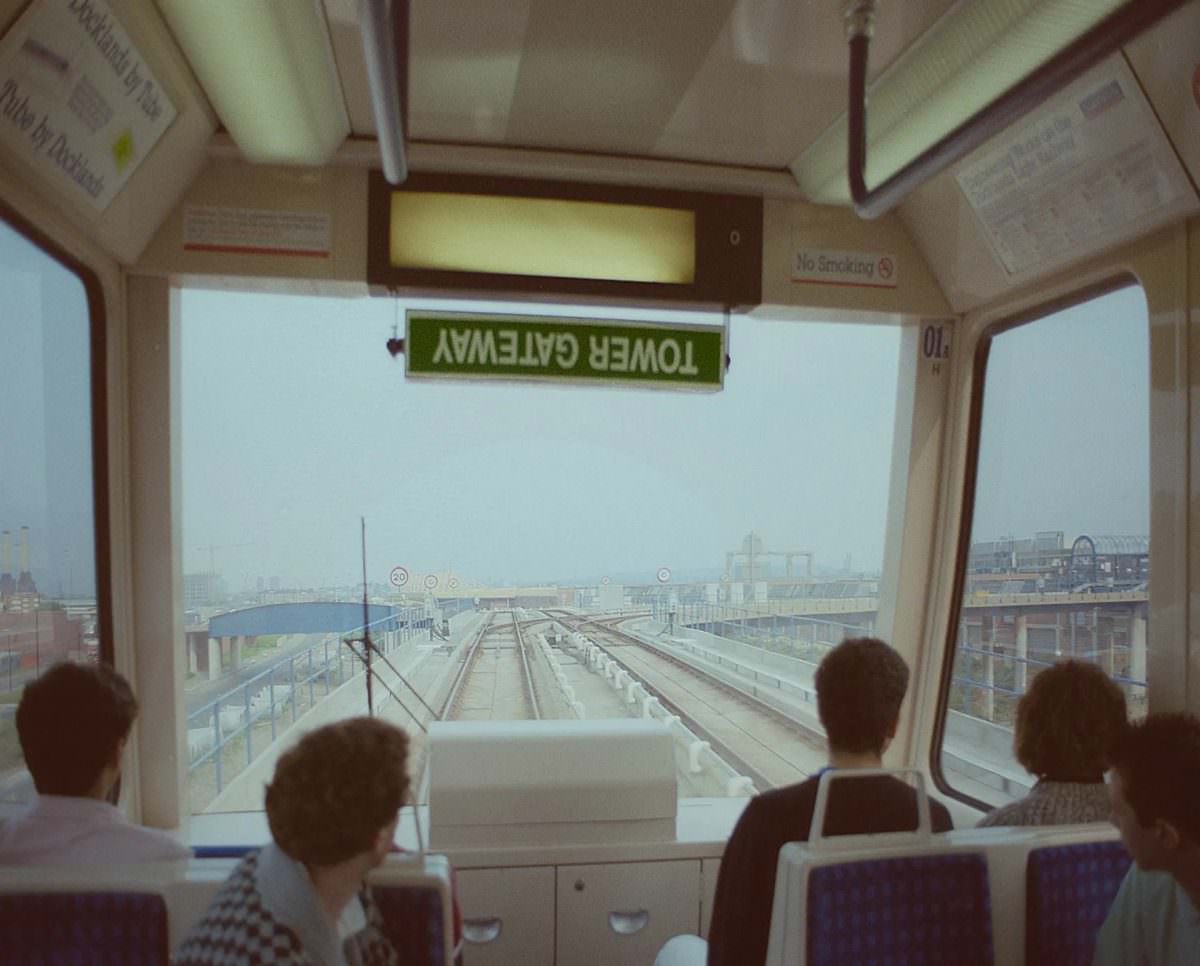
1130, 607, 1148, 698
982, 617, 995, 722
232, 635, 244, 669
208, 638, 222, 681
1015, 615, 1028, 693
188, 636, 199, 675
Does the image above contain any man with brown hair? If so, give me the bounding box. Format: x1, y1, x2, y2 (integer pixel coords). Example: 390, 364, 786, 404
173, 717, 412, 965
0, 661, 189, 864
661, 637, 953, 966
1093, 713, 1200, 965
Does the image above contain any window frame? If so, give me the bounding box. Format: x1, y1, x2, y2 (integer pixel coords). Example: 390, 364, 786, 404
0, 202, 113, 665
928, 274, 1145, 810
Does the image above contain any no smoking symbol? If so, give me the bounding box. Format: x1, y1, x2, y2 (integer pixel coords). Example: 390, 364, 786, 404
878, 257, 894, 280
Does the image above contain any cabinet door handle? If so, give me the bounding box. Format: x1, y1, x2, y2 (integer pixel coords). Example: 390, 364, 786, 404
608, 909, 650, 935
463, 917, 503, 944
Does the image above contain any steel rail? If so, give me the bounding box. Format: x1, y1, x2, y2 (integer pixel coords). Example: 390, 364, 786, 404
512, 611, 542, 720
439, 611, 495, 719
551, 611, 822, 791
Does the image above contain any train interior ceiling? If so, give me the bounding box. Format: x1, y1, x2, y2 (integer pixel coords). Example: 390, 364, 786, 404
0, 0, 1199, 953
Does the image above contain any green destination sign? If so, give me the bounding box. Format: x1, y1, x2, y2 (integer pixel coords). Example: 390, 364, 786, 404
406, 312, 724, 391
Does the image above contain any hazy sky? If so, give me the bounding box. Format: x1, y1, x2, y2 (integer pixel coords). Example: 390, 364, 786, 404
180, 292, 903, 588
972, 284, 1149, 543
0, 221, 94, 598
0, 219, 1151, 599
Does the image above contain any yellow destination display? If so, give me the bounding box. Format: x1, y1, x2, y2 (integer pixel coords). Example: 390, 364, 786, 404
389, 192, 695, 284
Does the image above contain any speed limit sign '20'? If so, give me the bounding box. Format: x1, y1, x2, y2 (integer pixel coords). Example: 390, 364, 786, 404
389, 566, 409, 588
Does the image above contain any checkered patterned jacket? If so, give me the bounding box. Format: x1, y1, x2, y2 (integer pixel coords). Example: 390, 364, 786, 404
172, 851, 400, 966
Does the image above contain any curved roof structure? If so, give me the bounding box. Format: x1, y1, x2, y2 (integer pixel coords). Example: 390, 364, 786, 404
207, 602, 399, 638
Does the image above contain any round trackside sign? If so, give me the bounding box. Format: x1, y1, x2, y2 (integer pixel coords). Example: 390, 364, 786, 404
448, 577, 459, 590
423, 574, 439, 591
656, 567, 671, 583
601, 576, 611, 585
389, 566, 409, 588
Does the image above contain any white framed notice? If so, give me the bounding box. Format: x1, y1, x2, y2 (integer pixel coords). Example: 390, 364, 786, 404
956, 59, 1197, 277
0, 0, 178, 210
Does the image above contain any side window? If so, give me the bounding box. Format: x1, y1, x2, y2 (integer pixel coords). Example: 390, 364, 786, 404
939, 285, 1149, 807
0, 218, 103, 799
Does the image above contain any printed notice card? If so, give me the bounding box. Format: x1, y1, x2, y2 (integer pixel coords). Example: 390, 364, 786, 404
0, 0, 177, 210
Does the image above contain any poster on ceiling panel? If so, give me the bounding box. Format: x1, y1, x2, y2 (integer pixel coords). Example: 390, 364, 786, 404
0, 0, 177, 211
956, 59, 1196, 277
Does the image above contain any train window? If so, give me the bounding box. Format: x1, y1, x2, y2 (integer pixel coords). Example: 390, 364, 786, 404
180, 289, 901, 813
0, 218, 103, 801
938, 284, 1149, 809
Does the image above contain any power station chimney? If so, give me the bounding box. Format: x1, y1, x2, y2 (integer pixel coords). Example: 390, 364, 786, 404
16, 526, 36, 595
0, 530, 13, 597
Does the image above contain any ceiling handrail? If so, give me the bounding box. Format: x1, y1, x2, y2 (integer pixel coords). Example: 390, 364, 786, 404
845, 0, 1189, 220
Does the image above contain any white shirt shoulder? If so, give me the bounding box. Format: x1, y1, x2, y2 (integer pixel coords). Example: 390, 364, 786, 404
0, 795, 190, 866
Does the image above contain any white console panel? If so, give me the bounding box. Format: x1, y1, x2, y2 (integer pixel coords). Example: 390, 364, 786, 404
430, 719, 678, 848
459, 866, 556, 966
700, 858, 720, 938
556, 860, 701, 966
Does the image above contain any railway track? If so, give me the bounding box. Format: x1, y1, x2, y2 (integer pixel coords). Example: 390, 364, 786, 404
441, 610, 545, 721
548, 610, 825, 790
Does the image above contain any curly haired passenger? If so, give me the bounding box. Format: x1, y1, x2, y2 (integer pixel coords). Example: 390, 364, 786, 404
978, 660, 1127, 827
173, 717, 411, 966
0, 661, 189, 865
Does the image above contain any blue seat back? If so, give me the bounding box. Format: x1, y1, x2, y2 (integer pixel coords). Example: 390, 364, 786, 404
0, 891, 168, 965
374, 883, 448, 966
191, 844, 258, 858
807, 853, 993, 965
1026, 839, 1131, 965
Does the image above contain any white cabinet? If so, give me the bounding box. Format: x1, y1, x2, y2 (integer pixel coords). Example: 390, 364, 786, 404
458, 866, 555, 966
556, 860, 701, 966
700, 859, 720, 939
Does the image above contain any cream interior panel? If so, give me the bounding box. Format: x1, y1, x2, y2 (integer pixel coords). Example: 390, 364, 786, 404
1125, 2, 1200, 188
654, 0, 957, 169
135, 160, 369, 290
556, 860, 700, 966
0, 0, 216, 264
757, 197, 951, 320
700, 857, 719, 938
456, 866, 555, 966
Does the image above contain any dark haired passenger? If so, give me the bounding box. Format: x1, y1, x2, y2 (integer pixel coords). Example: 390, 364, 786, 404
690, 637, 953, 966
978, 660, 1126, 827
0, 661, 189, 864
173, 717, 411, 965
1093, 713, 1200, 966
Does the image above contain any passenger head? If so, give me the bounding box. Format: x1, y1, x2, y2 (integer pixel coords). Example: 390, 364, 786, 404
1107, 713, 1200, 870
815, 637, 909, 757
265, 717, 410, 871
1014, 660, 1126, 782
16, 661, 138, 798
